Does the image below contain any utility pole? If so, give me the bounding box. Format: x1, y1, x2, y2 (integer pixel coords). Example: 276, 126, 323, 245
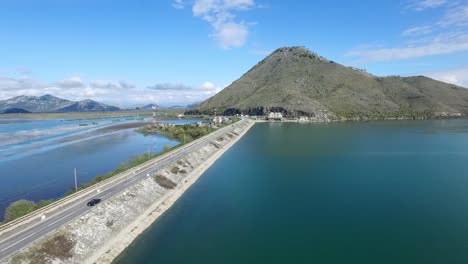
74, 168, 78, 192
184, 133, 186, 144
147, 147, 150, 160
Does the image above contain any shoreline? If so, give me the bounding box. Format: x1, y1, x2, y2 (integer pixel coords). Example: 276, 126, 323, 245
87, 120, 255, 264
0, 120, 255, 263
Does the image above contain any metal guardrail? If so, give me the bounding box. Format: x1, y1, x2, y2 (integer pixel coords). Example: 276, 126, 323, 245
0, 120, 245, 236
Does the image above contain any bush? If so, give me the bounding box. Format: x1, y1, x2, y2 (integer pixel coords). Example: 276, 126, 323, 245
138, 124, 216, 144
11, 232, 76, 264
3, 198, 59, 222
5, 200, 37, 222
154, 175, 177, 189
170, 166, 180, 174
39, 232, 76, 260
163, 144, 172, 152
36, 199, 54, 208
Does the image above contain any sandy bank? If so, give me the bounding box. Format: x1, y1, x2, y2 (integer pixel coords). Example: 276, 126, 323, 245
95, 122, 147, 132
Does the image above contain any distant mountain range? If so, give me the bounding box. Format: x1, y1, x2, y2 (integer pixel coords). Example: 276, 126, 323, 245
193, 46, 468, 119
137, 102, 200, 110
0, 94, 120, 113
140, 104, 158, 110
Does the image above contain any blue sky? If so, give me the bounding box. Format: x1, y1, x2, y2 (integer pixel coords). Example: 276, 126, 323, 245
0, 0, 467, 107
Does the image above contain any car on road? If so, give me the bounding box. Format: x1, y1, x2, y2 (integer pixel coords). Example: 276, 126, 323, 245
87, 198, 102, 206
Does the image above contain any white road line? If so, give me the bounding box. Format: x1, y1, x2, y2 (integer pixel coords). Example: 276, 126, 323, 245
100, 192, 112, 199
46, 211, 75, 228
0, 232, 35, 252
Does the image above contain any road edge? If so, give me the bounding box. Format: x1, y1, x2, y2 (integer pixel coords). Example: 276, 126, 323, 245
87, 120, 256, 264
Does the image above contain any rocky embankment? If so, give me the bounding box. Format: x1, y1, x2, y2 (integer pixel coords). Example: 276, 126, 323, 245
3, 120, 254, 264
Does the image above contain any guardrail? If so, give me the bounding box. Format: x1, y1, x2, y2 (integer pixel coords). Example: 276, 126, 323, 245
0, 120, 245, 236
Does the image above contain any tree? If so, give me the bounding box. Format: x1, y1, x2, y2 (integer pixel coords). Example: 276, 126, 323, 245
5, 199, 36, 222
163, 144, 172, 152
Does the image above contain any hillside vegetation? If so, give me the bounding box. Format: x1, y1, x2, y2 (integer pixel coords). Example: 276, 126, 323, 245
193, 47, 468, 119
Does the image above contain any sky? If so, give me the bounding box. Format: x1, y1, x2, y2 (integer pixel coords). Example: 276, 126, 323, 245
0, 0, 467, 107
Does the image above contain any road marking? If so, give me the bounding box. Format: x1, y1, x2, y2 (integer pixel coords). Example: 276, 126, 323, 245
47, 212, 75, 227
101, 192, 113, 199
0, 232, 35, 252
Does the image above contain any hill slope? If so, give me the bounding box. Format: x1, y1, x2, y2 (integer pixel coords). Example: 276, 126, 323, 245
1, 108, 31, 114
57, 99, 120, 112
0, 94, 73, 112
195, 47, 468, 119
0, 94, 120, 113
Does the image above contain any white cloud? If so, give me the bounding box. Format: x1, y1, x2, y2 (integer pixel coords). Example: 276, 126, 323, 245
55, 76, 85, 88
406, 0, 447, 11
214, 22, 248, 49
147, 83, 193, 91
90, 80, 135, 90
147, 81, 222, 94
438, 4, 468, 27
0, 77, 49, 91
125, 81, 223, 107
426, 67, 468, 87
175, 0, 256, 49
402, 26, 433, 36
200, 81, 222, 93
349, 2, 468, 63
347, 32, 468, 62
172, 0, 185, 9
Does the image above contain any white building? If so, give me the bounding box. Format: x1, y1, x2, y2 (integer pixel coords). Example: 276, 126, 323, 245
268, 112, 283, 120
213, 116, 231, 124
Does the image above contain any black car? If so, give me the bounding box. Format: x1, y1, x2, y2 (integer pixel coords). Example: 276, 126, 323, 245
87, 198, 102, 206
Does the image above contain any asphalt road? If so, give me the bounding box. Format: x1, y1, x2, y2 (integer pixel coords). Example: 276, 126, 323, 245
0, 120, 250, 261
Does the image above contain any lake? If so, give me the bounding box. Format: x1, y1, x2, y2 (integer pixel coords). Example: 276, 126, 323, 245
115, 120, 468, 264
0, 117, 198, 220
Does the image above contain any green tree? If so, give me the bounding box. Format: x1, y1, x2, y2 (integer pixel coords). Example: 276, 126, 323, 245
5, 200, 36, 222
163, 144, 172, 152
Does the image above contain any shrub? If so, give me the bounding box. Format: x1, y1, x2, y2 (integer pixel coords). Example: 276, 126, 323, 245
36, 199, 54, 208
11, 232, 77, 264
39, 232, 76, 260
106, 219, 114, 227
163, 144, 172, 152
5, 200, 36, 222
154, 175, 177, 189
170, 166, 180, 174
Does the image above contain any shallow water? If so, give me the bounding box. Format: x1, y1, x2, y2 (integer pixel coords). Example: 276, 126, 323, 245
0, 118, 199, 220
115, 119, 468, 264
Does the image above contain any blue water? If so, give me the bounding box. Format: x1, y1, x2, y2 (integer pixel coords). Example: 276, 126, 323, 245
0, 118, 199, 220
115, 119, 468, 264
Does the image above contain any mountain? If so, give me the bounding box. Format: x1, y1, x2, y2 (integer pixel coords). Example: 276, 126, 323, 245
0, 94, 73, 113
0, 94, 120, 113
186, 102, 200, 109
193, 47, 468, 119
1, 108, 31, 114
141, 104, 157, 110
56, 99, 120, 112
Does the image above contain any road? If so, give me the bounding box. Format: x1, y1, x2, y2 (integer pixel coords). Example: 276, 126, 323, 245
0, 120, 250, 261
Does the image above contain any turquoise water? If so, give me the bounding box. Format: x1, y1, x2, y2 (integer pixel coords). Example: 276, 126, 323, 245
0, 118, 199, 220
116, 120, 468, 264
